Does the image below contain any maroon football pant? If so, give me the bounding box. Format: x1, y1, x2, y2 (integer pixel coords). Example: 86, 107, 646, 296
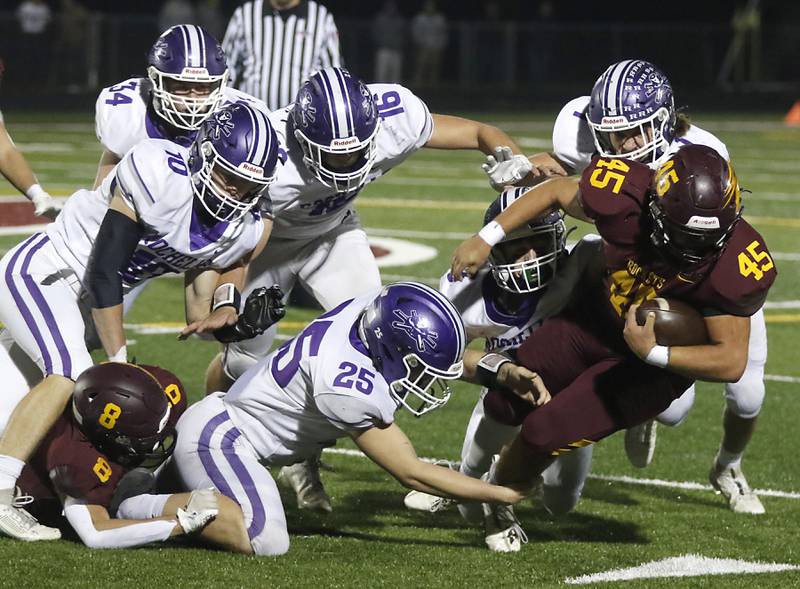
484, 313, 693, 475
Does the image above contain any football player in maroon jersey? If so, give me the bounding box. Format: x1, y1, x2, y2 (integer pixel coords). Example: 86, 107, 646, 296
13, 363, 252, 552
449, 144, 776, 551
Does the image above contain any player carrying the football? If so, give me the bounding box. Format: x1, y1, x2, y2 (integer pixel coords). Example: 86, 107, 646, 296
450, 144, 776, 552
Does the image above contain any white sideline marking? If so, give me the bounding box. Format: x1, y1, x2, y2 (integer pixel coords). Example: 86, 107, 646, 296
765, 300, 800, 309
321, 448, 800, 500
563, 555, 799, 584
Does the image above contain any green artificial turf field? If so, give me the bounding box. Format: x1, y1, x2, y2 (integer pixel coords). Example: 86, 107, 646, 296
0, 111, 797, 588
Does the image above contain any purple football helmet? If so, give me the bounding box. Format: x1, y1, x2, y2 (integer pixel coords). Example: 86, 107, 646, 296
586, 59, 676, 164
147, 25, 229, 131
189, 102, 279, 222
484, 187, 567, 293
291, 67, 380, 193
360, 282, 466, 416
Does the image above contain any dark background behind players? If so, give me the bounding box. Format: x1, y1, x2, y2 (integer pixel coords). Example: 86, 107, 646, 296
0, 0, 798, 111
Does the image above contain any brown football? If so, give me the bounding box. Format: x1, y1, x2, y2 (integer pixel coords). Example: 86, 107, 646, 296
635, 298, 709, 346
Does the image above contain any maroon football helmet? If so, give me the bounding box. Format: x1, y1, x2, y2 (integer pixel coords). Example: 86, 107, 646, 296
72, 363, 176, 467
649, 144, 742, 264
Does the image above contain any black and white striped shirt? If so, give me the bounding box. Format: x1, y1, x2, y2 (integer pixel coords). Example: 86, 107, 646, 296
223, 0, 342, 111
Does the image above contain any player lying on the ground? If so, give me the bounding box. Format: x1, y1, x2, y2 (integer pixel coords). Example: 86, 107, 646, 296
509, 59, 770, 514
0, 102, 283, 541
204, 65, 532, 515
450, 145, 776, 552
404, 190, 600, 549
10, 363, 247, 551
175, 282, 531, 555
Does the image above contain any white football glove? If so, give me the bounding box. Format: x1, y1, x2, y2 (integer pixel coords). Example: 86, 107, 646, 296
176, 488, 219, 534
481, 146, 533, 191
27, 185, 62, 220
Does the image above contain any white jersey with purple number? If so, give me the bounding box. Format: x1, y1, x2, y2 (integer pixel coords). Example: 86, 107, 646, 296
45, 138, 263, 288
438, 234, 603, 353
223, 290, 397, 465
95, 77, 270, 158
267, 83, 433, 240
551, 96, 730, 173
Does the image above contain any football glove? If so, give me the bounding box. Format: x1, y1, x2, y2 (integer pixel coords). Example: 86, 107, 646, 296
482, 146, 533, 191
213, 285, 286, 343
176, 488, 218, 534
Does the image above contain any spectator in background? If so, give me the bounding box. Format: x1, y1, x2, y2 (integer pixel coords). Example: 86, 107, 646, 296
196, 0, 226, 40
157, 0, 196, 34
15, 0, 52, 90
372, 1, 406, 83
223, 0, 342, 111
411, 0, 447, 88
48, 0, 90, 93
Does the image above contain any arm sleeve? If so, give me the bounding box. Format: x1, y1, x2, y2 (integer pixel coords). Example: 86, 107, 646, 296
116, 493, 171, 520
85, 209, 143, 308
63, 497, 175, 549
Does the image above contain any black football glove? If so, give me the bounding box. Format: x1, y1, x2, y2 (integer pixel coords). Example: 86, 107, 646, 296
213, 285, 286, 343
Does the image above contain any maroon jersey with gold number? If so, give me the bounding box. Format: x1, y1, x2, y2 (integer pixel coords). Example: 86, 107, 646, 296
578, 156, 776, 329
18, 364, 188, 507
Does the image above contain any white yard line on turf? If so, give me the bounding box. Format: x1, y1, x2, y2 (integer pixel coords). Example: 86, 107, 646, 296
320, 447, 800, 500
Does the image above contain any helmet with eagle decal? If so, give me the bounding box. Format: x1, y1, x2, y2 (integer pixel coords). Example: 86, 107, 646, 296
649, 144, 743, 265
359, 282, 466, 416
189, 102, 279, 222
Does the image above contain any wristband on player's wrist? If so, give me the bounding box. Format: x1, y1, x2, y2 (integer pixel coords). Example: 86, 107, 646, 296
477, 221, 506, 247
475, 352, 513, 388
212, 283, 241, 312
644, 345, 670, 368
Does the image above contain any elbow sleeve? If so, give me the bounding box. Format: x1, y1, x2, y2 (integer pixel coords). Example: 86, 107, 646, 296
86, 209, 142, 308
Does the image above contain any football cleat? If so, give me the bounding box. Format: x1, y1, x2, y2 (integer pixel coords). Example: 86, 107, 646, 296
277, 457, 332, 514
0, 489, 61, 541
624, 420, 658, 468
709, 461, 765, 515
481, 473, 527, 553
404, 460, 460, 513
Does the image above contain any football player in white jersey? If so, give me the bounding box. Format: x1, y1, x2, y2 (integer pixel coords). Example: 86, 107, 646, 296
93, 24, 269, 190
403, 189, 602, 552
174, 281, 529, 555
0, 103, 282, 541
487, 59, 767, 515
203, 66, 528, 512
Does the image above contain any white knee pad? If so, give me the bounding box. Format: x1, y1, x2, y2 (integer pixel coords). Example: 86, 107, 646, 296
251, 528, 291, 556
725, 366, 765, 419
657, 384, 695, 427
542, 445, 593, 516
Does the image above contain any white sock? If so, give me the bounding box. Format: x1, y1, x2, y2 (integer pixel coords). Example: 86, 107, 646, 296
0, 455, 24, 501
716, 448, 743, 469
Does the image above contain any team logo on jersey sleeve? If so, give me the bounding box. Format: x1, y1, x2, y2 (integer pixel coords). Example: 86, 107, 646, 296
392, 309, 439, 352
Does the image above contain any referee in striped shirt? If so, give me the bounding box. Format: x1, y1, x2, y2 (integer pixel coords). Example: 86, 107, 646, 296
223, 0, 342, 111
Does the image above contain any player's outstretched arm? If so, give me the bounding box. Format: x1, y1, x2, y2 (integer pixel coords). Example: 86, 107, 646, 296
352, 423, 529, 504
461, 349, 550, 406
450, 176, 583, 280
0, 120, 60, 218
88, 192, 142, 363
425, 114, 523, 155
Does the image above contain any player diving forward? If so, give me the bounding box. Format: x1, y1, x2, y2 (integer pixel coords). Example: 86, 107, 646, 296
451, 145, 776, 551
515, 59, 769, 514
175, 282, 529, 555
404, 189, 600, 550
205, 66, 531, 513
0, 103, 282, 541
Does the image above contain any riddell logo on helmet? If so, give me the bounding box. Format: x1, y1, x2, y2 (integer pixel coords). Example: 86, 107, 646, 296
601, 116, 628, 125
686, 216, 721, 229
239, 162, 264, 176
330, 137, 359, 148
181, 67, 210, 76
